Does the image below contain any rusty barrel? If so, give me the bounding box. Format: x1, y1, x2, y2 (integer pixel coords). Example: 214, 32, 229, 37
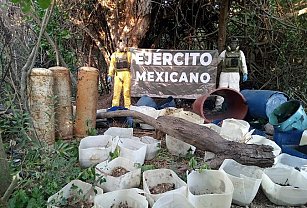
74, 67, 99, 138
49, 66, 73, 140
192, 88, 248, 123
28, 68, 55, 145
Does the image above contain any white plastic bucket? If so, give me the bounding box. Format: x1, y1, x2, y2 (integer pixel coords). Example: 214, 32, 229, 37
117, 138, 147, 165
79, 135, 113, 168
130, 105, 161, 130
163, 109, 203, 156
169, 110, 205, 124
140, 136, 161, 160
166, 135, 196, 156
262, 167, 307, 206
300, 130, 307, 145
103, 127, 133, 138
95, 157, 141, 192
94, 188, 148, 208
219, 159, 263, 206
220, 118, 251, 142
274, 153, 307, 177
152, 193, 194, 208
47, 180, 103, 208
187, 170, 234, 208
143, 169, 187, 207
200, 123, 221, 134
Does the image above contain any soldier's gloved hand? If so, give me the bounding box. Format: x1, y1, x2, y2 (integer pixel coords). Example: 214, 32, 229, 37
107, 75, 112, 83
242, 73, 248, 82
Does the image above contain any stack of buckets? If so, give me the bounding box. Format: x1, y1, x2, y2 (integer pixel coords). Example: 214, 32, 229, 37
241, 90, 307, 159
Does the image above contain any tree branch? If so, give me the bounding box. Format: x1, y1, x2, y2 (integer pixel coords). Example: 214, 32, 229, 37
31, 14, 77, 86
20, 0, 56, 106
97, 110, 274, 168
70, 17, 111, 65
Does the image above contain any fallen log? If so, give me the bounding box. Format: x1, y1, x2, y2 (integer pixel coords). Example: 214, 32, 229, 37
97, 110, 274, 168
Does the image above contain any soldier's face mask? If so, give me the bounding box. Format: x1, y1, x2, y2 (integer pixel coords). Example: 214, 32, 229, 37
230, 41, 239, 51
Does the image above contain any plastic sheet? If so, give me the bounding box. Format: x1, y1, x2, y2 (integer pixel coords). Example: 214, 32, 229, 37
136, 95, 157, 109
200, 123, 221, 134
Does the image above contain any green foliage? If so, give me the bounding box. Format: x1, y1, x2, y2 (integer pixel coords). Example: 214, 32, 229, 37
7, 140, 90, 208
0, 85, 31, 141
37, 0, 51, 9
227, 1, 307, 104
86, 127, 97, 136
86, 119, 97, 136
140, 164, 155, 172
188, 157, 197, 170
188, 156, 210, 172
109, 146, 120, 160
10, 0, 51, 13
185, 147, 195, 160
77, 166, 96, 183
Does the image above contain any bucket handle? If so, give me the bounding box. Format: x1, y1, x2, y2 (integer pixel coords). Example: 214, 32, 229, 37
291, 120, 303, 130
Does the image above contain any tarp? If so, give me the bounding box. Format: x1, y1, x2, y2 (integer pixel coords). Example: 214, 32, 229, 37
130, 48, 218, 99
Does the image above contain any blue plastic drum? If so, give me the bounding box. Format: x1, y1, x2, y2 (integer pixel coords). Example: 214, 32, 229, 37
269, 100, 307, 132
241, 90, 288, 119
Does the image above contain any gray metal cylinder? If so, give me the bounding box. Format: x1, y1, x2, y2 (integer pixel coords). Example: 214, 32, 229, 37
28, 68, 55, 144
49, 66, 73, 140
74, 67, 99, 138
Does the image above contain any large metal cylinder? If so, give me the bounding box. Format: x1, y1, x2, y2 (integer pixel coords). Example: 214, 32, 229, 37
49, 66, 73, 140
192, 87, 248, 123
241, 90, 288, 119
28, 68, 55, 144
74, 67, 99, 138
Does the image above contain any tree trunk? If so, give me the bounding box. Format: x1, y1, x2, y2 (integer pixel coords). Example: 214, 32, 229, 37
97, 110, 274, 168
218, 0, 230, 53
103, 0, 151, 48
0, 134, 11, 196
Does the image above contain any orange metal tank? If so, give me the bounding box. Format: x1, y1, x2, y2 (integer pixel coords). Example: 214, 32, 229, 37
28, 68, 55, 145
192, 88, 248, 123
49, 66, 73, 140
74, 67, 99, 138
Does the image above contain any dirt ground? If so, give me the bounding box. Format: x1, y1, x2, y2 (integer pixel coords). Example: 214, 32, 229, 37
97, 93, 307, 208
